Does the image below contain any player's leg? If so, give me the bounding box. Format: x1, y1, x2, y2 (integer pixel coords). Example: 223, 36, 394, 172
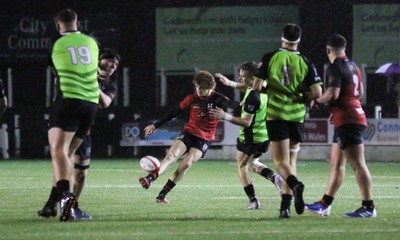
248, 140, 283, 196
49, 128, 75, 182
71, 154, 92, 220
159, 140, 187, 175
38, 135, 84, 218
72, 156, 90, 199
48, 99, 97, 221
281, 141, 299, 203
249, 157, 283, 197
156, 147, 203, 203
66, 113, 94, 221
48, 127, 77, 221
271, 140, 293, 179
71, 134, 91, 199
305, 143, 343, 216
37, 176, 58, 218
271, 140, 304, 217
345, 144, 372, 201
156, 134, 210, 203
275, 140, 304, 217
237, 151, 252, 187
171, 147, 203, 182
325, 143, 346, 197
267, 120, 302, 218
289, 142, 299, 176
71, 135, 92, 220
270, 139, 292, 218
287, 122, 306, 216
139, 139, 187, 189
236, 150, 259, 209
289, 141, 305, 215
344, 143, 376, 217
236, 139, 258, 208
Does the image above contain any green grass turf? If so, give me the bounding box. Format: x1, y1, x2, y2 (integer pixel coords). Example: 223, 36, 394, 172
0, 159, 399, 240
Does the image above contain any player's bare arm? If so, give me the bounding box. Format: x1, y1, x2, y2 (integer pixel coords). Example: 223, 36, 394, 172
214, 73, 246, 91
209, 107, 253, 127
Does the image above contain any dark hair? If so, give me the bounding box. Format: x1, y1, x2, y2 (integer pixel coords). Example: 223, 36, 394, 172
193, 70, 216, 90
100, 48, 121, 62
327, 34, 347, 49
56, 9, 77, 23
240, 61, 258, 77
282, 23, 301, 43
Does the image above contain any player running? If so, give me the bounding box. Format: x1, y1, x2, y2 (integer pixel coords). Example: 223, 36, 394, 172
210, 62, 283, 210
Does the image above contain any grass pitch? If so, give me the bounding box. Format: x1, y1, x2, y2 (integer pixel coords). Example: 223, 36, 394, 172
0, 158, 399, 239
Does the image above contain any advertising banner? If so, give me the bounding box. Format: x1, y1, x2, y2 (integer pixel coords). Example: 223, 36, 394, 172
303, 119, 329, 144
120, 119, 400, 147
364, 119, 400, 145
0, 14, 120, 63
156, 6, 299, 74
353, 4, 400, 67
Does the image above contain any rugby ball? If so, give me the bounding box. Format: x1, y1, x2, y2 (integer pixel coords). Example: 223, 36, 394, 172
140, 155, 160, 172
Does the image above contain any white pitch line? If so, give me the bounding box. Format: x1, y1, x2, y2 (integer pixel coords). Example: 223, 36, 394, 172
0, 183, 399, 190
304, 176, 400, 179
215, 195, 400, 200
6, 228, 400, 238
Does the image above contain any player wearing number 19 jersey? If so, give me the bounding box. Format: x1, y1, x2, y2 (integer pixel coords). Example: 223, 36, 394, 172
51, 30, 99, 103
47, 9, 99, 222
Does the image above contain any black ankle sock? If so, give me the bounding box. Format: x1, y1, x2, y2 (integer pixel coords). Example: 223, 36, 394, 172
158, 179, 176, 197
260, 168, 274, 181
49, 186, 59, 202
244, 184, 256, 200
362, 200, 374, 210
281, 194, 292, 209
286, 175, 301, 189
56, 180, 70, 199
321, 194, 334, 206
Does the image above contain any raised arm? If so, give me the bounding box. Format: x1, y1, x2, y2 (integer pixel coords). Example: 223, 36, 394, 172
214, 73, 246, 92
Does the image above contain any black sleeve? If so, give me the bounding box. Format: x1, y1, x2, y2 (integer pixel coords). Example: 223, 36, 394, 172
243, 91, 260, 114
255, 51, 276, 81
326, 63, 343, 88
302, 55, 323, 88
154, 106, 183, 128
215, 93, 240, 109
223, 99, 240, 109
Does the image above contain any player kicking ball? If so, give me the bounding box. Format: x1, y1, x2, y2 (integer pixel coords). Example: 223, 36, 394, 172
139, 70, 239, 203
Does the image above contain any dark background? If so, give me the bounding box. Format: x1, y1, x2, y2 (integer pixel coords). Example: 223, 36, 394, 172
0, 0, 397, 158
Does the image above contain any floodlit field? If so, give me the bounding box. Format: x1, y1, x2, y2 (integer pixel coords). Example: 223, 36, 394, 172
0, 159, 399, 240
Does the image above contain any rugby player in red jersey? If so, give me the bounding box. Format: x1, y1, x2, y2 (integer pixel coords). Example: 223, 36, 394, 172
139, 70, 239, 203
305, 34, 376, 217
